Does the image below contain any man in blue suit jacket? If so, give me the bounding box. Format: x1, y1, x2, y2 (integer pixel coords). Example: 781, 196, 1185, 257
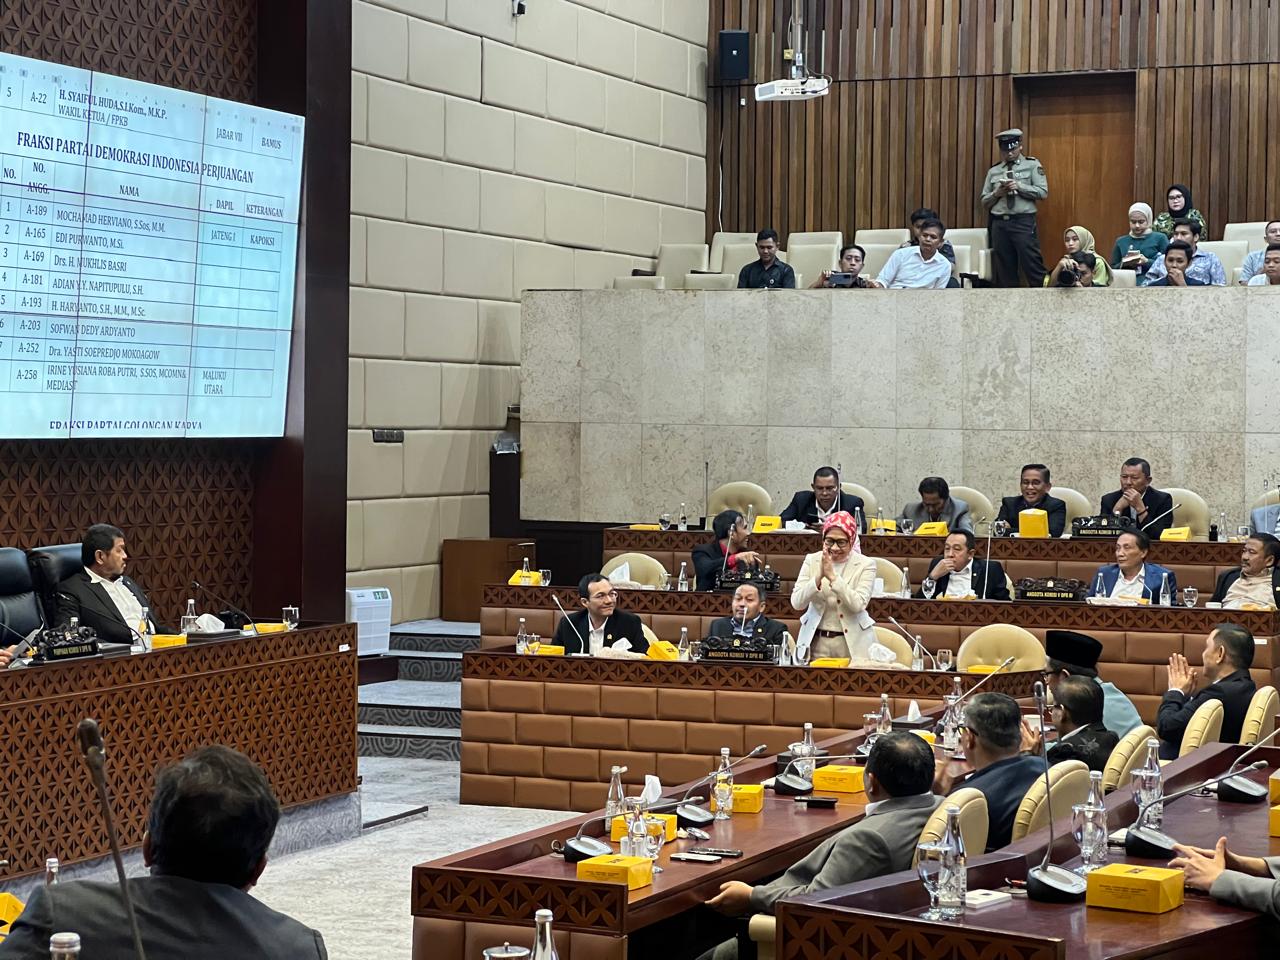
1088, 529, 1177, 601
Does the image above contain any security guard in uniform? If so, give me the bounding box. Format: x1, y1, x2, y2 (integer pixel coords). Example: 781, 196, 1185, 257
981, 129, 1049, 287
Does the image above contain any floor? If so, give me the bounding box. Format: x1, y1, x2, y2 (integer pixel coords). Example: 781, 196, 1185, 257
254, 758, 565, 960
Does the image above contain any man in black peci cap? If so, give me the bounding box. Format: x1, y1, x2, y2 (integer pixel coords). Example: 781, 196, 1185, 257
1043, 629, 1143, 736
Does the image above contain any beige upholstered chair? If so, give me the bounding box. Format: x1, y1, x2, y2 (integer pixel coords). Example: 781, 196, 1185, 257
854, 228, 911, 246
600, 552, 668, 588
1178, 698, 1225, 757
1198, 240, 1249, 280
683, 272, 737, 290
914, 788, 989, 863
871, 627, 916, 667
1240, 686, 1278, 745
1052, 487, 1094, 526
873, 557, 905, 596
1012, 760, 1090, 841
841, 482, 878, 519
718, 242, 763, 280
1163, 487, 1210, 538
612, 274, 665, 290
654, 243, 709, 288
1111, 269, 1137, 288
956, 623, 1044, 672
785, 245, 838, 288
1101, 724, 1158, 793
1222, 221, 1269, 251
950, 486, 995, 529
708, 481, 772, 517
1250, 488, 1280, 511
943, 228, 994, 281
858, 243, 898, 280
709, 232, 758, 272
788, 231, 843, 248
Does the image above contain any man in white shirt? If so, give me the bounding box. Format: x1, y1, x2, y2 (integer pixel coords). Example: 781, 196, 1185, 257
1246, 243, 1280, 286
869, 218, 952, 289
54, 523, 159, 645
1239, 221, 1280, 281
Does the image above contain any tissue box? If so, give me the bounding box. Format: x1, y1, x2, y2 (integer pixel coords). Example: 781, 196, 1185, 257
609, 813, 677, 842
910, 730, 937, 744
629, 523, 661, 530
812, 764, 865, 794
810, 657, 851, 668
150, 634, 187, 649
576, 855, 653, 890
1270, 770, 1280, 804
868, 518, 898, 533
1160, 527, 1191, 541
646, 641, 679, 661
534, 645, 565, 656
507, 570, 544, 586
1086, 863, 1184, 914
710, 783, 765, 813
915, 521, 949, 537
752, 515, 782, 534
1270, 804, 1280, 838
966, 664, 1000, 674
0, 892, 24, 937
1018, 509, 1049, 538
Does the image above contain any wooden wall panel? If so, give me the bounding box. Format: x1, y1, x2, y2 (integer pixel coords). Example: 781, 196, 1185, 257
708, 0, 1280, 239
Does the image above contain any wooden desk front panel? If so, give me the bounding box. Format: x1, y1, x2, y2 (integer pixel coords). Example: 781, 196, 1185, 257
0, 624, 358, 879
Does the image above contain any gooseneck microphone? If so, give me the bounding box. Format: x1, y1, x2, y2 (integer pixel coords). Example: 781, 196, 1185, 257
551, 593, 589, 655
949, 657, 1016, 706
77, 719, 148, 960
191, 579, 258, 636
677, 744, 768, 826
558, 794, 705, 862
1025, 681, 1087, 902
0, 619, 38, 666
982, 516, 994, 601
1140, 503, 1181, 533
1124, 761, 1269, 859
1217, 727, 1280, 802
888, 616, 937, 669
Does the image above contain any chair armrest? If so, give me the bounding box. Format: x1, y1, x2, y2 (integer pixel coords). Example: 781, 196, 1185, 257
631, 269, 657, 277
978, 249, 993, 280
748, 914, 776, 944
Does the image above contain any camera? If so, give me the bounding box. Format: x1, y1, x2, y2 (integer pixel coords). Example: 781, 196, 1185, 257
1055, 267, 1080, 287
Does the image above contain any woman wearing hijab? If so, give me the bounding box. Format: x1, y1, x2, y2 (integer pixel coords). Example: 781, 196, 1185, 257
790, 512, 878, 661
1043, 225, 1111, 286
1110, 202, 1168, 278
1153, 184, 1207, 238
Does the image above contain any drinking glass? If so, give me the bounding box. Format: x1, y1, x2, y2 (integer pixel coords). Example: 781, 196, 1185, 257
791, 642, 809, 666
915, 843, 948, 920
1071, 804, 1109, 875
644, 817, 666, 874
282, 605, 300, 630
993, 519, 1011, 538
1236, 524, 1253, 541
658, 513, 672, 531
179, 612, 198, 634
862, 712, 881, 746
539, 569, 552, 587
1182, 587, 1198, 608
899, 518, 914, 536
526, 634, 541, 655
936, 648, 954, 671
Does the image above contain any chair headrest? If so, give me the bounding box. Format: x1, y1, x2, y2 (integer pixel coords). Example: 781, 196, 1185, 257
0, 547, 34, 594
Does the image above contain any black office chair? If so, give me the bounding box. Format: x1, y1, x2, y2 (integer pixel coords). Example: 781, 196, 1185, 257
27, 543, 85, 627
0, 546, 46, 639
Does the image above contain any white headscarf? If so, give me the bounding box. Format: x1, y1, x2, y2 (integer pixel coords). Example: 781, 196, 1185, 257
1128, 202, 1154, 237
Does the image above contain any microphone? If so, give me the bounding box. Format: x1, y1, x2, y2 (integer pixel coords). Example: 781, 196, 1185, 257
1215, 728, 1280, 802
676, 744, 769, 826
1025, 681, 1087, 902
0, 618, 39, 666
191, 579, 258, 636
773, 751, 870, 796
949, 657, 1017, 706
704, 461, 710, 528
1140, 503, 1180, 533
888, 616, 937, 669
77, 719, 148, 960
551, 593, 589, 655
559, 794, 704, 862
982, 516, 994, 601
1124, 761, 1268, 858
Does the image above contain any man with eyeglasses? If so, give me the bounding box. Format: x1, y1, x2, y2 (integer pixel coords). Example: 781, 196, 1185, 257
552, 573, 649, 656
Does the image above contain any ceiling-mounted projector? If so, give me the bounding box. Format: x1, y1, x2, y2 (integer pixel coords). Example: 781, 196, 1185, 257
754, 76, 830, 102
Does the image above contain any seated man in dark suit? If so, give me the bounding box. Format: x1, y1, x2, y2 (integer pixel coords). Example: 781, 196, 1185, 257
699, 732, 941, 960
692, 510, 765, 591
1210, 533, 1280, 610
995, 463, 1067, 537
779, 466, 866, 531
1022, 676, 1118, 772
935, 692, 1046, 851
706, 582, 788, 653
552, 574, 649, 656
919, 530, 1010, 601
1099, 457, 1175, 538
897, 476, 972, 534
0, 745, 326, 958
1088, 529, 1177, 602
1157, 623, 1257, 759
54, 523, 159, 645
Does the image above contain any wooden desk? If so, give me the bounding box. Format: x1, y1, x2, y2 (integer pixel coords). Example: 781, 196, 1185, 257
0, 624, 357, 880
461, 645, 1038, 810
775, 744, 1280, 960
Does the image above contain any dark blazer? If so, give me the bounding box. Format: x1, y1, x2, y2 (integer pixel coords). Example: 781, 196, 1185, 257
954, 753, 1047, 851
1088, 563, 1177, 602
54, 569, 157, 645
1099, 485, 1175, 537
1048, 721, 1120, 772
707, 614, 788, 645
692, 540, 729, 591
1157, 668, 1256, 760
552, 609, 648, 656
1210, 567, 1280, 608
919, 557, 1011, 601
779, 491, 866, 529
0, 875, 326, 959
996, 495, 1067, 537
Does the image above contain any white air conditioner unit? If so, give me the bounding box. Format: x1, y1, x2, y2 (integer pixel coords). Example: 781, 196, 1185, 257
345, 587, 392, 655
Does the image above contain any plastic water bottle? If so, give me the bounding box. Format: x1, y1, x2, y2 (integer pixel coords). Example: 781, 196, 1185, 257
853, 506, 864, 534
1093, 570, 1106, 598
604, 765, 626, 819
1159, 572, 1172, 606
677, 503, 688, 532
875, 507, 886, 534
939, 695, 960, 753
623, 798, 648, 857
877, 693, 893, 736
530, 908, 559, 960
49, 933, 80, 959
676, 562, 689, 592
1137, 738, 1163, 827
677, 627, 690, 660
1082, 770, 1109, 871
951, 676, 966, 726
520, 557, 533, 585
794, 722, 816, 779
937, 805, 967, 919
137, 607, 152, 649
713, 747, 733, 820
899, 565, 911, 598
44, 857, 59, 887
515, 617, 529, 655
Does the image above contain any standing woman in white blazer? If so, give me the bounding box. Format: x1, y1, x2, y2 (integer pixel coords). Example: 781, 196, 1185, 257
790, 511, 879, 660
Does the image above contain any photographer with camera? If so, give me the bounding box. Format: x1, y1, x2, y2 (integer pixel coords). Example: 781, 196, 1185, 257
809, 243, 870, 288
1048, 250, 1098, 287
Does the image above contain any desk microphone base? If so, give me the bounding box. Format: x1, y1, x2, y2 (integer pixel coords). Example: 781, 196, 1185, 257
676, 803, 715, 828
772, 773, 814, 796
1217, 775, 1268, 803
1124, 825, 1179, 860
1026, 864, 1087, 902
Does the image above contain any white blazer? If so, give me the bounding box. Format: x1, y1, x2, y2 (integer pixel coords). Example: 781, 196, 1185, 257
790, 551, 877, 659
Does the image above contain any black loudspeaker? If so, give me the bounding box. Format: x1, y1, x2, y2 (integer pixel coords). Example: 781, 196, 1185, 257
718, 30, 750, 82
